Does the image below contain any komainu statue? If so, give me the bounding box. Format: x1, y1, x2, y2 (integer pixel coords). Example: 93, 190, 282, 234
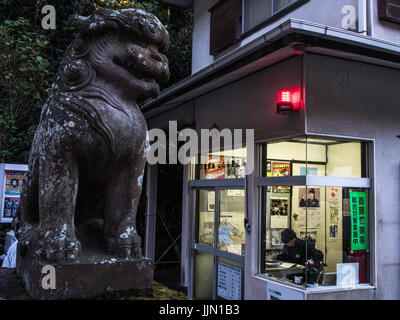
15, 8, 169, 264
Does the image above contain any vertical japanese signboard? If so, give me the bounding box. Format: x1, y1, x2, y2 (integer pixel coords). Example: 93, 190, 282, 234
350, 191, 368, 251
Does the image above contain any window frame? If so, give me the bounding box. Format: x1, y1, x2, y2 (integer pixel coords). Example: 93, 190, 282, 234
241, 0, 310, 37
256, 136, 374, 290
378, 0, 400, 25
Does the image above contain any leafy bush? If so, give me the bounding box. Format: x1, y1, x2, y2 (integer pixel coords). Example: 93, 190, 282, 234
0, 17, 52, 163
0, 0, 192, 164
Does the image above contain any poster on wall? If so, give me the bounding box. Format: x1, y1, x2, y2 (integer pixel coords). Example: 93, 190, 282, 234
328, 187, 341, 208
271, 229, 284, 247
266, 162, 272, 177
218, 226, 231, 249
226, 158, 245, 179
299, 231, 317, 242
4, 170, 24, 196
271, 198, 289, 216
271, 162, 291, 193
271, 216, 288, 229
330, 206, 340, 223
298, 187, 320, 208
294, 212, 306, 228
2, 170, 25, 219
308, 210, 321, 229
299, 166, 318, 176
207, 191, 215, 212
295, 187, 321, 228
205, 158, 225, 179
328, 187, 342, 242
329, 224, 339, 239
270, 198, 289, 229
3, 197, 20, 218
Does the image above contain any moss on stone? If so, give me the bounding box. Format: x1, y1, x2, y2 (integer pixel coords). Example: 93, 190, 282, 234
86, 281, 190, 300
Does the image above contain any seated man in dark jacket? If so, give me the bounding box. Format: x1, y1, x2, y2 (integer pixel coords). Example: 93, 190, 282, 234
276, 229, 323, 269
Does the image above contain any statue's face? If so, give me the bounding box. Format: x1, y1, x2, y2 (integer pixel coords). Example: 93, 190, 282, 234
91, 31, 169, 100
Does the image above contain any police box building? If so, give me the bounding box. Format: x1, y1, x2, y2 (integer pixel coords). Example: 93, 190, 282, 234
141, 0, 400, 300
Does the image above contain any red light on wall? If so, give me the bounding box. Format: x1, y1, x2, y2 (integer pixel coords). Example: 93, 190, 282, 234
277, 89, 301, 113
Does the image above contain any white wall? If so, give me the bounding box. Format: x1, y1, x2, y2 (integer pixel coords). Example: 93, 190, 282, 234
148, 56, 305, 142
192, 0, 219, 74
192, 0, 400, 74
306, 52, 400, 299
192, 0, 361, 73
370, 0, 400, 44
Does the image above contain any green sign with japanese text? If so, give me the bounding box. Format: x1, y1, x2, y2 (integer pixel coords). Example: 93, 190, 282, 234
350, 191, 368, 251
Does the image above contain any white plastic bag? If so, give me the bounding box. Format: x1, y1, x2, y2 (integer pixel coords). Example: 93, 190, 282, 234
4, 230, 17, 252
1, 240, 18, 268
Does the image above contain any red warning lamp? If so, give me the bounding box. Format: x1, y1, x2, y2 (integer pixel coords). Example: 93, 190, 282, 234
277, 89, 301, 113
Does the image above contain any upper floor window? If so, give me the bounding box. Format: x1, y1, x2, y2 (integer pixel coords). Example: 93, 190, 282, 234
210, 0, 242, 55
210, 0, 306, 55
244, 0, 300, 32
378, 0, 400, 25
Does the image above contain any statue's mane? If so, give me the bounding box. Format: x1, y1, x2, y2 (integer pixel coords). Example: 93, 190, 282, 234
71, 8, 169, 53
41, 8, 169, 155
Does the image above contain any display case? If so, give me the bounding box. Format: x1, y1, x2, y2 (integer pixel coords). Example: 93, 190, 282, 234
0, 163, 28, 223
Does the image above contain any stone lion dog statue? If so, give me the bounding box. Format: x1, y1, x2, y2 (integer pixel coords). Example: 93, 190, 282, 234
14, 8, 169, 263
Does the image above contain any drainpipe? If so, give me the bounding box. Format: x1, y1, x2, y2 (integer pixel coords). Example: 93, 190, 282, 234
366, 0, 374, 36
358, 0, 368, 35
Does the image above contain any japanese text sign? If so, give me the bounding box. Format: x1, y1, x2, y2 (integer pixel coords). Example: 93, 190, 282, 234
350, 191, 368, 251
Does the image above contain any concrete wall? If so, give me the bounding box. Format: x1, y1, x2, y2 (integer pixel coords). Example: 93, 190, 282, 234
148, 56, 305, 142
370, 0, 400, 44
192, 0, 219, 74
306, 52, 400, 300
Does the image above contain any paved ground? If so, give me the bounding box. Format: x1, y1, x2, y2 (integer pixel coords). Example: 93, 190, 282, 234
154, 263, 187, 295
0, 268, 31, 300
0, 265, 188, 300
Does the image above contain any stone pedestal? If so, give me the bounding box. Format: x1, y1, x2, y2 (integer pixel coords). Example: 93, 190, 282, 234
16, 240, 153, 300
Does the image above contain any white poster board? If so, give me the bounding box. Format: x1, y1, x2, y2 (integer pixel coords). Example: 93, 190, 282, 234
217, 261, 242, 300
337, 263, 359, 288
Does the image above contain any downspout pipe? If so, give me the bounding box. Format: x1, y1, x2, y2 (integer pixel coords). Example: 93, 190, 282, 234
358, 0, 368, 35
366, 0, 374, 36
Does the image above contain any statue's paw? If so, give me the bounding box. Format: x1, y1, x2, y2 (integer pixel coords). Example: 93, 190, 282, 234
39, 227, 81, 263
105, 228, 142, 259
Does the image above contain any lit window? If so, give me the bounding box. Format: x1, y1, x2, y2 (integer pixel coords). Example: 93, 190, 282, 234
259, 137, 371, 288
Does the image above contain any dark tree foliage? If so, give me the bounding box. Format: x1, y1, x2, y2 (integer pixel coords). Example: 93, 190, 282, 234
0, 0, 193, 164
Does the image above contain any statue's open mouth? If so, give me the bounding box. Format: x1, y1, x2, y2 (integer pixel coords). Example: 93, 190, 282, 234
114, 57, 157, 85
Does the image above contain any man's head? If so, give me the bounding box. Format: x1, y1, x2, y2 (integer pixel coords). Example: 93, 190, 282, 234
307, 188, 316, 199
281, 228, 297, 247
